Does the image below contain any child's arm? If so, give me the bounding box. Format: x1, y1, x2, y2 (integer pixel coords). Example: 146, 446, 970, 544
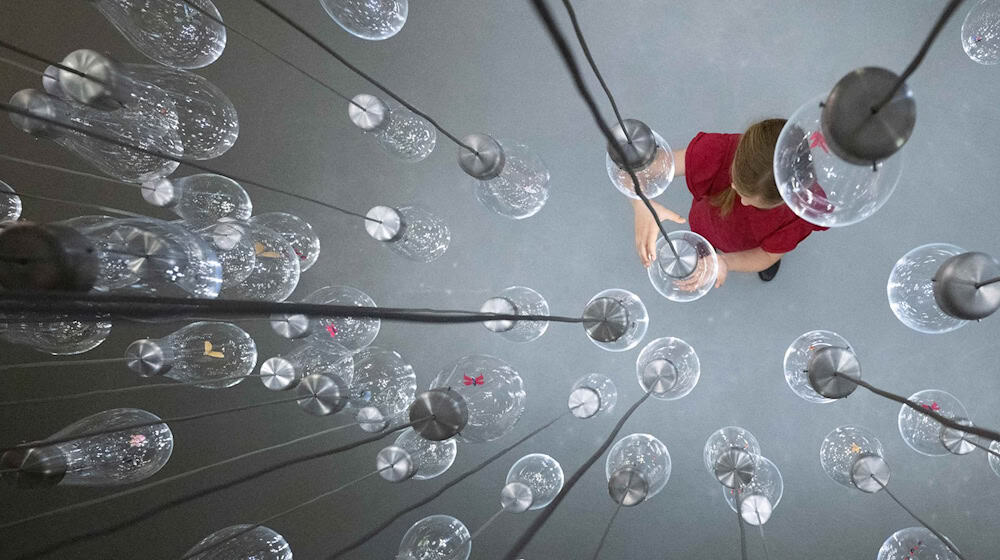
716, 249, 783, 287
628, 149, 688, 268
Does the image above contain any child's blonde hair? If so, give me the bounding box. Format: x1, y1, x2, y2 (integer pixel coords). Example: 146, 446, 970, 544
711, 118, 787, 216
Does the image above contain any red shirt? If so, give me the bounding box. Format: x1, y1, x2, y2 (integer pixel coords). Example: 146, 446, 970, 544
685, 132, 827, 254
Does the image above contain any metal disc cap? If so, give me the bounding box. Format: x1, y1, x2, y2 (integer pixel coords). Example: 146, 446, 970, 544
348, 93, 389, 131
582, 297, 629, 343
821, 67, 916, 165
9, 88, 65, 137
457, 133, 506, 180
606, 118, 658, 171
365, 206, 405, 242
807, 346, 860, 399
501, 481, 534, 513
140, 178, 179, 208
933, 252, 1000, 320
739, 493, 773, 526
0, 447, 68, 488
269, 313, 311, 339
480, 296, 517, 332
0, 223, 98, 292
259, 357, 299, 391
295, 373, 348, 416
59, 49, 123, 110
715, 447, 756, 489
608, 467, 649, 506
850, 454, 890, 493
658, 237, 699, 279
376, 446, 415, 482
939, 419, 977, 456
125, 339, 170, 377
568, 386, 601, 419
641, 359, 679, 395
356, 406, 390, 433
409, 388, 469, 441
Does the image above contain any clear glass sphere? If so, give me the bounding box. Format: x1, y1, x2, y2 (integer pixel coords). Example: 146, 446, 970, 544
703, 426, 761, 477
583, 288, 649, 352
261, 340, 354, 390
505, 453, 564, 510
774, 95, 904, 227
251, 212, 321, 272
605, 433, 671, 501
606, 130, 674, 199
0, 180, 22, 222
184, 218, 256, 288
647, 230, 718, 302
783, 330, 854, 403
184, 525, 292, 560
898, 390, 971, 456
322, 0, 408, 40
3, 314, 112, 355
962, 0, 1000, 65
349, 346, 417, 419
394, 428, 457, 480
384, 205, 451, 263
430, 354, 526, 443
635, 337, 700, 400
820, 425, 885, 489
221, 222, 300, 302
136, 321, 258, 389
143, 174, 252, 225
887, 243, 968, 334
568, 373, 618, 418
304, 285, 381, 352
480, 286, 549, 343
397, 514, 471, 560
877, 526, 960, 560
723, 456, 783, 525
474, 139, 550, 219
374, 106, 437, 162
989, 440, 1000, 478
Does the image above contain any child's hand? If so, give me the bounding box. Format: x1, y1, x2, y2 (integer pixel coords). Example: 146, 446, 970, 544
632, 199, 686, 268
715, 254, 729, 288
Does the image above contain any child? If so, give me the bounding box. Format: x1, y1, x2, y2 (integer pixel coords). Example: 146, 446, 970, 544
630, 119, 826, 287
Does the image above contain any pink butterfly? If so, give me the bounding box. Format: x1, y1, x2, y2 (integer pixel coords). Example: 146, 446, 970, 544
326, 324, 337, 338
463, 374, 484, 386
920, 401, 941, 411
809, 131, 830, 154
128, 434, 147, 447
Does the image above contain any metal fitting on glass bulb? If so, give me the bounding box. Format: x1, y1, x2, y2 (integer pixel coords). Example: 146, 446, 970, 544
376, 445, 416, 482
714, 447, 755, 489
8, 89, 69, 138
806, 345, 861, 399
582, 297, 629, 343
479, 296, 517, 332
606, 119, 658, 172
0, 446, 68, 489
348, 94, 390, 131
607, 467, 649, 506
125, 339, 173, 377
457, 134, 506, 180
408, 388, 468, 441
850, 454, 890, 493
295, 373, 349, 416
365, 206, 407, 242
933, 252, 1000, 321
501, 481, 534, 513
57, 49, 131, 110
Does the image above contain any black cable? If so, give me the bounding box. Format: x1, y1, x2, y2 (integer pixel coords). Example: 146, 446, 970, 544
968, 438, 1000, 461
249, 0, 479, 154
976, 275, 1000, 289
0, 189, 144, 218
590, 499, 623, 560
0, 374, 267, 406
871, 476, 967, 560
0, 356, 125, 373
872, 0, 965, 112
0, 39, 109, 87
501, 390, 652, 559
11, 420, 418, 560
327, 409, 571, 558
0, 153, 144, 188
736, 493, 748, 560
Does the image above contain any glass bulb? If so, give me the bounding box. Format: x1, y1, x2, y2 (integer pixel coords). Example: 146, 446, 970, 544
393, 428, 457, 480
774, 96, 904, 227
259, 340, 354, 391
1, 408, 172, 487
635, 337, 700, 400
0, 180, 22, 222
250, 212, 321, 272
220, 222, 300, 302
819, 425, 885, 489
605, 433, 672, 502
723, 456, 783, 526
397, 514, 470, 560
183, 218, 256, 288
302, 285, 381, 352
126, 321, 258, 389
142, 174, 252, 225
962, 0, 1000, 65
606, 130, 674, 199
9, 89, 180, 182
583, 289, 649, 352
184, 525, 292, 560
479, 286, 549, 342
91, 0, 227, 69
783, 330, 854, 403
898, 390, 972, 456
349, 94, 436, 161
568, 373, 618, 418
877, 527, 960, 560
887, 243, 968, 334
367, 205, 450, 262
471, 139, 550, 220
989, 440, 1000, 478
505, 453, 564, 510
321, 0, 407, 40
703, 426, 762, 477
430, 354, 526, 443
349, 346, 417, 419
647, 231, 718, 302
1, 313, 112, 355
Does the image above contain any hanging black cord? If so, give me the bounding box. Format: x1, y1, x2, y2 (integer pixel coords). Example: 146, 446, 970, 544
870, 476, 967, 560
0, 101, 378, 223
501, 390, 653, 559
590, 496, 624, 560
248, 0, 479, 155
871, 0, 965, 113
0, 39, 110, 87
968, 438, 1000, 461
975, 275, 1000, 289
736, 493, 748, 560
0, 189, 145, 218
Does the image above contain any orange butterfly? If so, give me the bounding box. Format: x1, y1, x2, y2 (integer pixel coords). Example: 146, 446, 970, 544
203, 341, 225, 359
254, 242, 281, 259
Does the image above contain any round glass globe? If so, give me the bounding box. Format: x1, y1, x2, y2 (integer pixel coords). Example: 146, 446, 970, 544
184, 524, 292, 560
819, 425, 885, 489
394, 428, 457, 480
185, 218, 256, 288
703, 426, 761, 477
635, 337, 700, 400
430, 354, 526, 443
898, 389, 971, 456
221, 222, 299, 302
774, 95, 903, 227
397, 514, 471, 560
321, 0, 407, 41
783, 330, 854, 403
480, 286, 549, 343
647, 230, 718, 302
505, 453, 564, 510
583, 289, 649, 352
605, 433, 671, 501
877, 526, 960, 560
723, 456, 783, 526
473, 139, 550, 220
962, 0, 1000, 65
305, 285, 381, 352
989, 440, 1000, 478
606, 130, 674, 199
887, 243, 968, 334
349, 346, 417, 419
250, 212, 321, 272
568, 373, 618, 418
0, 180, 22, 222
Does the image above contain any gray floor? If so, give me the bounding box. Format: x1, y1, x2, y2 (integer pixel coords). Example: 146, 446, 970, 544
1, 1, 998, 558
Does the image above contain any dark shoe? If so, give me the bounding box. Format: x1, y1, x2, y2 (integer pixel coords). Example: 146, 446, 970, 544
758, 260, 781, 282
